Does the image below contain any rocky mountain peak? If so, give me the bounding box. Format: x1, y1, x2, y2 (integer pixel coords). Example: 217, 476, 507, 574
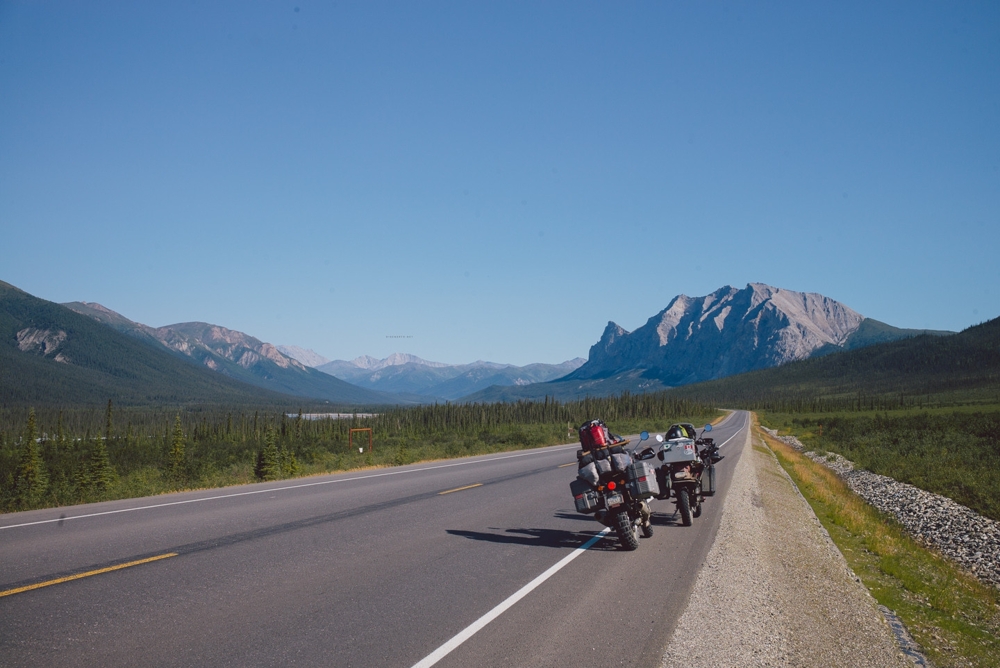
158, 322, 306, 371
570, 283, 867, 386
599, 321, 628, 344
276, 345, 331, 368
347, 353, 450, 371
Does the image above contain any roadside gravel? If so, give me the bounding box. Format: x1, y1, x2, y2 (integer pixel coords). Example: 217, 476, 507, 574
660, 425, 910, 667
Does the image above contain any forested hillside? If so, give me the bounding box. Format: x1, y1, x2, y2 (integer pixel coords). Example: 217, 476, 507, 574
0, 281, 301, 407
63, 301, 409, 405
667, 316, 1000, 410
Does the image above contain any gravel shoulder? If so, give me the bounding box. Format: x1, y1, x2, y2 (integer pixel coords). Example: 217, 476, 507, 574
660, 424, 909, 667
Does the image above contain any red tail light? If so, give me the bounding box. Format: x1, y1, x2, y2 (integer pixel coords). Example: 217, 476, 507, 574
638, 476, 647, 482
607, 481, 616, 490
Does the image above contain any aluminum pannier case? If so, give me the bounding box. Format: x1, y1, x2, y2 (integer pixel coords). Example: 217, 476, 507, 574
702, 463, 716, 496
658, 438, 699, 464
626, 460, 660, 499
570, 477, 600, 514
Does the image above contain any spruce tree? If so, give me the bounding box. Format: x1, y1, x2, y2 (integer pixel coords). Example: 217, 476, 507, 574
88, 435, 115, 495
74, 460, 91, 499
254, 426, 279, 481
13, 408, 48, 508
169, 414, 186, 482
280, 446, 298, 477
75, 428, 92, 498
105, 399, 114, 443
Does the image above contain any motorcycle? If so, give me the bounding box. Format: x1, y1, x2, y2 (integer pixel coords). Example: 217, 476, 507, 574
634, 423, 723, 527
569, 430, 660, 551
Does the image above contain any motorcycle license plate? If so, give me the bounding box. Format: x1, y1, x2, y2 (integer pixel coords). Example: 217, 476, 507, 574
605, 493, 623, 508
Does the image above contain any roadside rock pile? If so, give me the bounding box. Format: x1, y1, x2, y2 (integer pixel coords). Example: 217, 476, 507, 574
838, 467, 1000, 589
760, 426, 1000, 589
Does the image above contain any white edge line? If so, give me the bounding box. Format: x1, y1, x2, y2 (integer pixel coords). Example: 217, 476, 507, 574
0, 445, 579, 531
716, 413, 749, 450
410, 527, 612, 668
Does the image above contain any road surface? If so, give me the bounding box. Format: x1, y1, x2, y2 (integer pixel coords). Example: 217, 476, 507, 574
0, 412, 750, 667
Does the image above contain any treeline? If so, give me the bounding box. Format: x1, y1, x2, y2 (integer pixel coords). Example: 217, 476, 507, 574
0, 393, 717, 512
673, 391, 977, 415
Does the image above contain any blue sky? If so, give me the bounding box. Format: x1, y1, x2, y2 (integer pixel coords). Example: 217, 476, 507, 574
2, 1, 998, 366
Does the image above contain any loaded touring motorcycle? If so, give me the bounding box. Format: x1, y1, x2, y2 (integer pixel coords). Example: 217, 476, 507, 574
634, 422, 723, 527
569, 419, 660, 550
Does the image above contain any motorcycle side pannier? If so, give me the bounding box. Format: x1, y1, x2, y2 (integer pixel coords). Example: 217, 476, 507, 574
570, 478, 600, 514
702, 464, 716, 496
626, 460, 660, 499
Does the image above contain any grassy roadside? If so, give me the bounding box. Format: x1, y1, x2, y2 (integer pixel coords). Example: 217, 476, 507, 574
756, 418, 1000, 668
757, 406, 1000, 522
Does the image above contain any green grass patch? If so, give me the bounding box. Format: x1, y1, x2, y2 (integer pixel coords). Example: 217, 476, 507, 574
758, 423, 1000, 667
758, 405, 1000, 522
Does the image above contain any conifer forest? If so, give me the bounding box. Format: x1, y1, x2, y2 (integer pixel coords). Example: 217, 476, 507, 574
0, 393, 718, 512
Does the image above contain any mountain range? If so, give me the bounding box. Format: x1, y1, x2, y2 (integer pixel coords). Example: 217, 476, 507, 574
308, 354, 586, 401
1, 281, 300, 407
61, 301, 406, 406
3, 279, 968, 407
58, 298, 584, 404
463, 283, 952, 402
276, 345, 331, 368
667, 314, 1000, 406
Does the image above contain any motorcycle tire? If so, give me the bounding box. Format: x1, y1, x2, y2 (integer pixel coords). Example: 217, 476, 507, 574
613, 511, 640, 551
677, 489, 692, 526
640, 521, 653, 538
693, 501, 702, 518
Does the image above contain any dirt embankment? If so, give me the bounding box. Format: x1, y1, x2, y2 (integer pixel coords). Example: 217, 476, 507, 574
660, 424, 911, 667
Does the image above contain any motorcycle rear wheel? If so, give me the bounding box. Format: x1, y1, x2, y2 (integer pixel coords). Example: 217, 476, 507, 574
677, 489, 692, 526
613, 511, 640, 550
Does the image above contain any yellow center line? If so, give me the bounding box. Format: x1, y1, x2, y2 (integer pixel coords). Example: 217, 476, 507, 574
557, 462, 576, 468
438, 483, 483, 495
0, 552, 178, 599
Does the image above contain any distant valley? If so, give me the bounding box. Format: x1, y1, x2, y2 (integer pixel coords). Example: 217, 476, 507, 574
284, 352, 586, 401
0, 284, 585, 405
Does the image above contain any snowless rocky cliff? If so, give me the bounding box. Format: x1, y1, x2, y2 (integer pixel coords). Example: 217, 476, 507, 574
566, 283, 865, 386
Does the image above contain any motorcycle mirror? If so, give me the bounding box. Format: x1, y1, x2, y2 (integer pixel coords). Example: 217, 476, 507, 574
640, 431, 649, 441
655, 434, 664, 443
703, 424, 713, 433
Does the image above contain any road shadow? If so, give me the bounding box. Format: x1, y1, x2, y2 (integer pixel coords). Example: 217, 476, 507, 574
558, 506, 687, 529
446, 527, 612, 550
650, 508, 685, 527
553, 511, 600, 522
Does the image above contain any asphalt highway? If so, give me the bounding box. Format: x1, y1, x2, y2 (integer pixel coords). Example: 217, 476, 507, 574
0, 411, 750, 667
